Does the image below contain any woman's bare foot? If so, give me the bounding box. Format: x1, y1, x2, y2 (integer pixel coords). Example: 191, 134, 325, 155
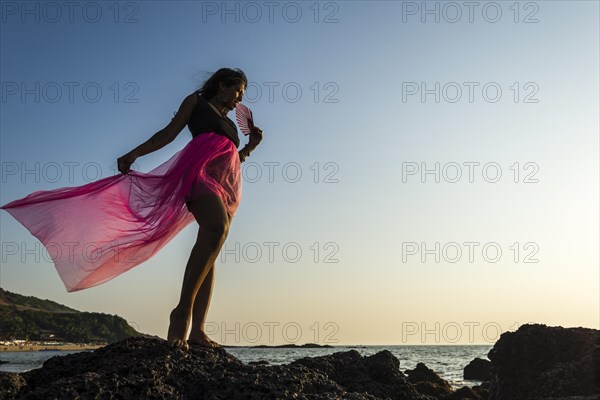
188, 329, 220, 348
167, 307, 191, 351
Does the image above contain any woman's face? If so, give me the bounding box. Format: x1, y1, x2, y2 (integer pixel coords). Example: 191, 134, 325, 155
220, 82, 246, 110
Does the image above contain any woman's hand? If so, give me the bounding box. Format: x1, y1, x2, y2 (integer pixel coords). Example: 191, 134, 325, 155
248, 126, 263, 148
117, 151, 138, 174
238, 127, 263, 163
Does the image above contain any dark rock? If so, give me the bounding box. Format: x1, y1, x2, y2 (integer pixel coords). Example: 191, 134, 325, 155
0, 372, 25, 398
404, 362, 453, 396
487, 323, 600, 400
470, 383, 490, 400
528, 397, 600, 400
442, 386, 483, 400
464, 357, 493, 381
478, 381, 490, 390
0, 337, 430, 399
412, 381, 453, 397
291, 349, 432, 400
405, 362, 452, 388
248, 360, 270, 365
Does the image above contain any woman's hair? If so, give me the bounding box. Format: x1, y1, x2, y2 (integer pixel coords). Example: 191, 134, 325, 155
196, 68, 247, 100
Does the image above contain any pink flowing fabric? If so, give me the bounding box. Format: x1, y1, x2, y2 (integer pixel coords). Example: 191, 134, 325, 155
0, 132, 242, 292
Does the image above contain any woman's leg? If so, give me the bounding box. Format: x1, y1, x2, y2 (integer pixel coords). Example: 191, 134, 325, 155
167, 193, 231, 350
187, 211, 233, 347
187, 262, 217, 347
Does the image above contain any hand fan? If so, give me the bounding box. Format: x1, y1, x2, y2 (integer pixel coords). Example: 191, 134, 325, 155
235, 103, 255, 136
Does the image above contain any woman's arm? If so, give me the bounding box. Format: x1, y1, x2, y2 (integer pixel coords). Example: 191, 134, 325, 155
238, 126, 263, 163
118, 93, 198, 174
131, 93, 198, 157
130, 128, 175, 158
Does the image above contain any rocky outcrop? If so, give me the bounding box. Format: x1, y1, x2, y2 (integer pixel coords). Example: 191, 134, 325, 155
487, 323, 600, 400
442, 386, 485, 400
402, 362, 489, 400
463, 357, 493, 381
0, 336, 434, 400
291, 349, 429, 400
404, 362, 453, 397
0, 372, 25, 398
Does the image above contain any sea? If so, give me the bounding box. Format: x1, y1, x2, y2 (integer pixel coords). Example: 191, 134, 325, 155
0, 345, 493, 389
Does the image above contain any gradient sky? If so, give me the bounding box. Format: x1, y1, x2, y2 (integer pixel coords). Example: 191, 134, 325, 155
1, 1, 598, 345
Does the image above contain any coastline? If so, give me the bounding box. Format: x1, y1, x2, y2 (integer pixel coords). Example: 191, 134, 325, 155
1, 325, 597, 399
0, 344, 106, 352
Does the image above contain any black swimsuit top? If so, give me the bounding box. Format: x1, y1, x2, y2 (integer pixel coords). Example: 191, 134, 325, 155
187, 91, 240, 148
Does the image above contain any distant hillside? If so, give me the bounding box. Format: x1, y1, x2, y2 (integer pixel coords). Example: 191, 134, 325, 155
0, 288, 147, 344
0, 288, 78, 313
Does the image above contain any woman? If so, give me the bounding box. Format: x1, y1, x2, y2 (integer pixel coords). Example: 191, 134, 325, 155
1, 68, 263, 351
118, 67, 263, 350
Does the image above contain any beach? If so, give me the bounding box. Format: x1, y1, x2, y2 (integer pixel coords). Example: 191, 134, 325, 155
0, 343, 106, 352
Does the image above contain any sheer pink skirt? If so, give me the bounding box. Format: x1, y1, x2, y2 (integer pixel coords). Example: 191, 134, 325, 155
0, 132, 242, 292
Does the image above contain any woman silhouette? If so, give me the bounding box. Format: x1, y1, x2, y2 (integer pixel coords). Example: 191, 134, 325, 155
1, 68, 263, 351
119, 68, 263, 350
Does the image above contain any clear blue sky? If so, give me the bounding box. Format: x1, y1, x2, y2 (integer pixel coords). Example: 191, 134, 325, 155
1, 1, 598, 345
